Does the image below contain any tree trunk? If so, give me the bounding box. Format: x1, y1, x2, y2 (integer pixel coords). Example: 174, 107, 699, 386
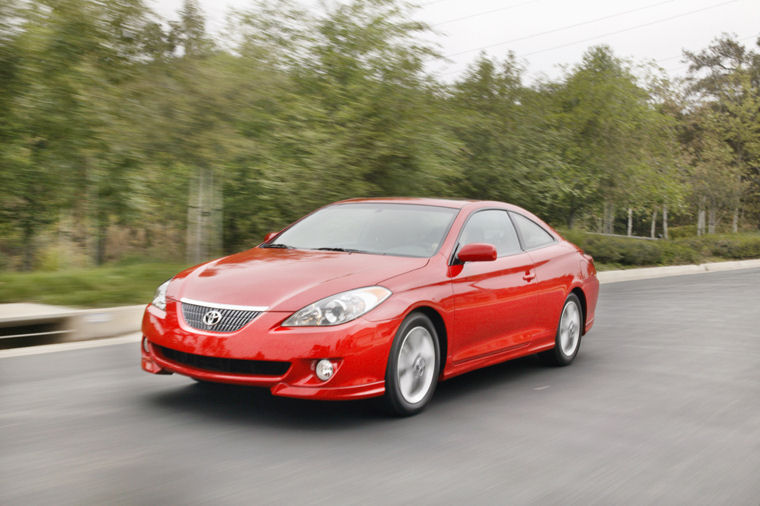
609, 202, 615, 234
732, 207, 739, 233
566, 207, 576, 229
186, 167, 222, 263
95, 212, 108, 266
662, 204, 669, 240
603, 201, 615, 234
22, 221, 34, 271
697, 198, 705, 236
211, 169, 223, 258
627, 208, 633, 237
650, 208, 657, 239
187, 168, 203, 264
708, 207, 716, 234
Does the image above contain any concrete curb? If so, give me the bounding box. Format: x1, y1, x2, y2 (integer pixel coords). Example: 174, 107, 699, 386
597, 258, 760, 284
0, 304, 145, 345
64, 305, 146, 342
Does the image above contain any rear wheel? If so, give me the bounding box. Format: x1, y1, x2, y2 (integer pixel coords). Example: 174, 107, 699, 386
384, 313, 440, 416
540, 293, 583, 366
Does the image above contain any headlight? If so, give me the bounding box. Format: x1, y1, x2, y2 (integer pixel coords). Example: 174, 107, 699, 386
283, 286, 391, 326
151, 280, 170, 311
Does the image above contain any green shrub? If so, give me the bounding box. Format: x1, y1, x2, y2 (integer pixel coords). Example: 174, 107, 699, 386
560, 229, 760, 267
618, 239, 663, 265
34, 245, 90, 272
561, 231, 660, 265
578, 235, 623, 264
667, 225, 697, 239
676, 234, 760, 260
659, 241, 701, 264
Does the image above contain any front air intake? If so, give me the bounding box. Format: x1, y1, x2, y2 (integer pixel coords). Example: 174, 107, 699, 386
155, 345, 290, 376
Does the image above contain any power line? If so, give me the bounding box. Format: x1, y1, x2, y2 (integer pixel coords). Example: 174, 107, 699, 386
446, 0, 675, 58
431, 0, 542, 28
521, 0, 740, 58
418, 0, 453, 7
439, 0, 741, 77
660, 32, 760, 74
520, 31, 759, 82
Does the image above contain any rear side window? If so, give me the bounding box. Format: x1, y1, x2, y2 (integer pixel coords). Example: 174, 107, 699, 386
459, 210, 522, 257
510, 212, 555, 250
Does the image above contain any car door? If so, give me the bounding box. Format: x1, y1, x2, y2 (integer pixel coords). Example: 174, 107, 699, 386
510, 211, 570, 345
449, 209, 540, 364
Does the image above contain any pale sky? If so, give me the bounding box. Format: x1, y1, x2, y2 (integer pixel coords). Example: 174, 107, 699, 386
151, 0, 759, 82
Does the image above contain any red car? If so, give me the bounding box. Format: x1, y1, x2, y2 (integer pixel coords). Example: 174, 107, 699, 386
141, 198, 599, 415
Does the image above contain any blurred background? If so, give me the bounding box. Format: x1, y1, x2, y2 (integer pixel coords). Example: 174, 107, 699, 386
1, 0, 759, 306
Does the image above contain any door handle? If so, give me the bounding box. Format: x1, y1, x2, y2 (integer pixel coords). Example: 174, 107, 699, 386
523, 270, 536, 282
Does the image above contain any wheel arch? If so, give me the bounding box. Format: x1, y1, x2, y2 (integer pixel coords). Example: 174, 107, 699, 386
569, 286, 587, 335
407, 305, 448, 376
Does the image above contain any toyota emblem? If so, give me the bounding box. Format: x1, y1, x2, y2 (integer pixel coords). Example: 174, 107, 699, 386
202, 310, 223, 327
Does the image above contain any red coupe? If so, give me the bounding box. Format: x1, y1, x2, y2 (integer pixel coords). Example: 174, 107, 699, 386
141, 198, 599, 415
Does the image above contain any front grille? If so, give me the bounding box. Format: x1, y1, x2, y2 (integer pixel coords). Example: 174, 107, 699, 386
155, 345, 290, 376
181, 302, 261, 333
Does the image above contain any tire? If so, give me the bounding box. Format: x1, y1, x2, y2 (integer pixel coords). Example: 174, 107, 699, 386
384, 312, 441, 416
539, 293, 583, 366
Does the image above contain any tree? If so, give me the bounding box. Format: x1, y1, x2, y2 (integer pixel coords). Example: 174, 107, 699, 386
548, 46, 669, 230
684, 35, 760, 232
449, 54, 527, 203
1, 0, 104, 268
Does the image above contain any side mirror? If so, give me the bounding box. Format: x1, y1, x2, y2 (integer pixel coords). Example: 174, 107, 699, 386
263, 231, 278, 242
457, 243, 497, 263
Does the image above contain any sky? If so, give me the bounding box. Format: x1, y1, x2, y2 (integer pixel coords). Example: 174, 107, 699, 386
151, 0, 759, 82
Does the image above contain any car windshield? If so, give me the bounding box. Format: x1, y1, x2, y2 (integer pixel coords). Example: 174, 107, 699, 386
267, 203, 459, 257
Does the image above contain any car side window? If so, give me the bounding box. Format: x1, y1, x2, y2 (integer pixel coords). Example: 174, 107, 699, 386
459, 210, 522, 257
510, 212, 555, 250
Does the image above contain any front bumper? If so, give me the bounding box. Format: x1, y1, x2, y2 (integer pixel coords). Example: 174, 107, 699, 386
141, 301, 400, 400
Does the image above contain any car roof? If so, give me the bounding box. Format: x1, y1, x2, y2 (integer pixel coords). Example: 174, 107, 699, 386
333, 197, 518, 211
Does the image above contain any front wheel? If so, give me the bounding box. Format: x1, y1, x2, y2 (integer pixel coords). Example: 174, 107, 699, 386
384, 313, 440, 416
540, 293, 583, 366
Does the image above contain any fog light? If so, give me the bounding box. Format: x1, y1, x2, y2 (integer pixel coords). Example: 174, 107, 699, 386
142, 336, 150, 353
315, 359, 334, 381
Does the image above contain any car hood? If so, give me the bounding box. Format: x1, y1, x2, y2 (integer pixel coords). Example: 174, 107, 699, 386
169, 248, 429, 312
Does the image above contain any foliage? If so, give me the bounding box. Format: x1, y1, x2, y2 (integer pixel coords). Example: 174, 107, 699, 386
0, 1, 759, 273
562, 229, 760, 267
683, 36, 760, 229
677, 234, 760, 260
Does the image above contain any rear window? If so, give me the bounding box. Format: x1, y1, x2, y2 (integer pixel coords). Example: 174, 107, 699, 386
510, 212, 555, 250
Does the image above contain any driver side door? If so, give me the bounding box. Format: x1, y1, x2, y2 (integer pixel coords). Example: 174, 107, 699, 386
449, 210, 540, 364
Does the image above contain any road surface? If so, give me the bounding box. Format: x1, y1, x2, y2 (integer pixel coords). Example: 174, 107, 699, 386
2, 269, 759, 504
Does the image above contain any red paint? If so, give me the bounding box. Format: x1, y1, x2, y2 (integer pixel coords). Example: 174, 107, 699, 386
142, 198, 599, 400
456, 243, 497, 262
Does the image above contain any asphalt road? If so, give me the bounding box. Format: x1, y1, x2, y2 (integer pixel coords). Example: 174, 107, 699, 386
2, 269, 759, 505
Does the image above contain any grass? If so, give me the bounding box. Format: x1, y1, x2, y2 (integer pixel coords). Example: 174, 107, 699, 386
0, 261, 189, 308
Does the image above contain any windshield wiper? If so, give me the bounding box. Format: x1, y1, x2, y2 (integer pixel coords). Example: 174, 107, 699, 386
315, 247, 365, 253
260, 243, 294, 249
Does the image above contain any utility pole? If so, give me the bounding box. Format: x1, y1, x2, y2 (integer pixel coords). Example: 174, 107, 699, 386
186, 167, 223, 264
